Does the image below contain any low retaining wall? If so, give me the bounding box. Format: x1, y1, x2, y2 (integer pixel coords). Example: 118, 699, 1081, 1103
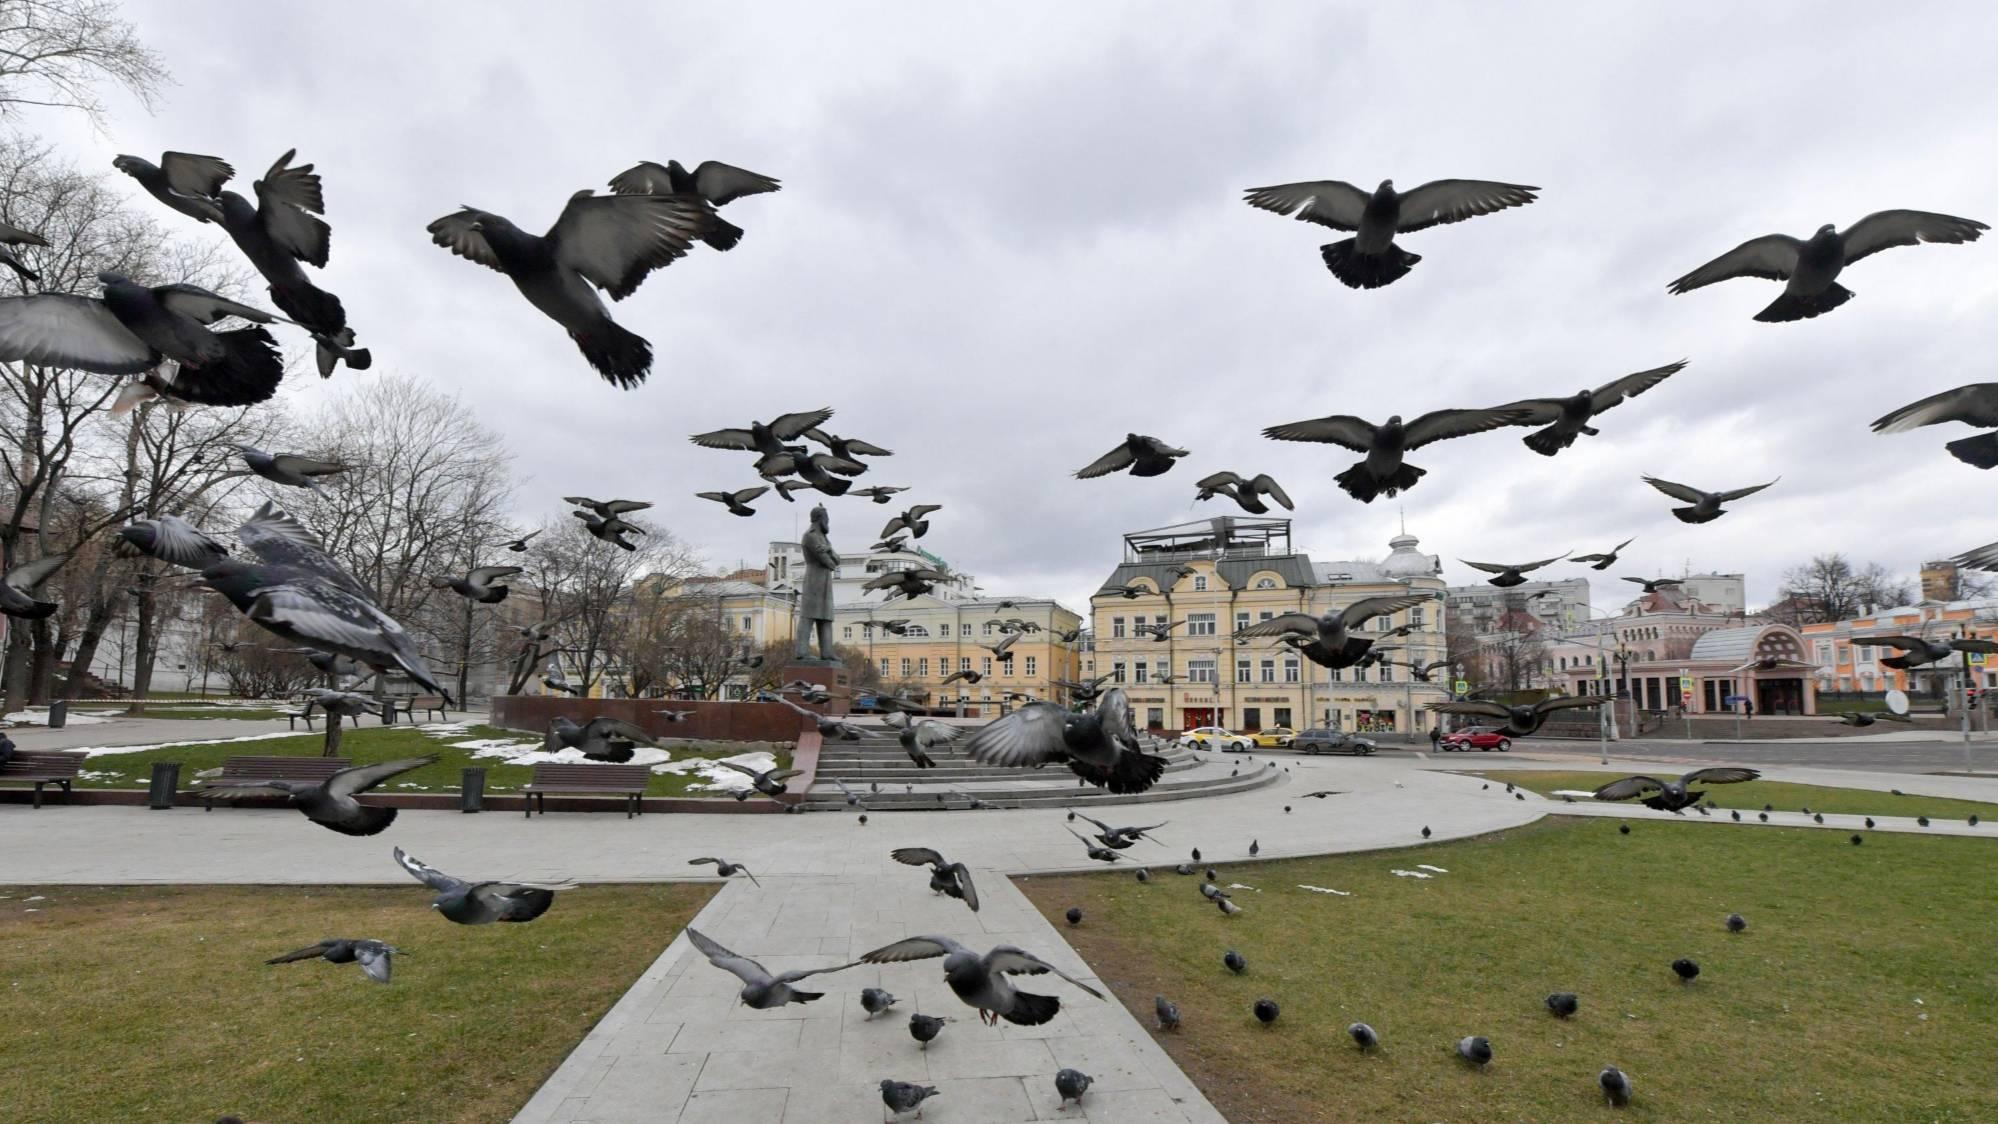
0, 788, 790, 814
489, 695, 814, 742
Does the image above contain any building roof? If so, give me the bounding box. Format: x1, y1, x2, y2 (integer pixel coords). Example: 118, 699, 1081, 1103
1687, 624, 1797, 663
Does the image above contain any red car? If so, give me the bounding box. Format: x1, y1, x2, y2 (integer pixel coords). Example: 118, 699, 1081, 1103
1439, 725, 1512, 752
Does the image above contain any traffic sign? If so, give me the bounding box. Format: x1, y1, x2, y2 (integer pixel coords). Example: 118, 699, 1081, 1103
1724, 694, 1748, 705
1970, 652, 1988, 666
1678, 676, 1693, 691
1453, 680, 1469, 695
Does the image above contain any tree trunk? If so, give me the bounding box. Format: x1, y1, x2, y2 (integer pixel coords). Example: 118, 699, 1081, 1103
128, 578, 157, 712
455, 597, 473, 705
322, 715, 344, 758
1, 634, 28, 715
27, 618, 59, 704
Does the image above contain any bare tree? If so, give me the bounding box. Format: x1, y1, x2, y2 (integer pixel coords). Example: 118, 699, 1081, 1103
1774, 554, 1916, 625
0, 0, 168, 121
516, 515, 691, 696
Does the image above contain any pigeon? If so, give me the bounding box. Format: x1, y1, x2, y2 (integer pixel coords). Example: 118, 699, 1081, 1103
1054, 1067, 1093, 1109
606, 159, 779, 250
1421, 826, 1432, 839
686, 927, 855, 1008
939, 669, 983, 687
880, 504, 943, 540
1759, 812, 1770, 822
1570, 537, 1635, 571
1498, 362, 1685, 456
873, 534, 912, 553
890, 847, 980, 912
1865, 817, 1876, 828
1135, 867, 1150, 882
1301, 791, 1339, 799
1073, 812, 1168, 849
860, 987, 899, 1020
198, 755, 434, 835
565, 497, 652, 520
1264, 406, 1531, 502
430, 564, 522, 604
1725, 913, 1747, 933
1155, 995, 1181, 1031
1545, 992, 1579, 1018
1194, 470, 1294, 514
1851, 634, 1998, 669
572, 510, 641, 550
864, 566, 951, 602
690, 410, 839, 476
0, 278, 285, 405
1623, 577, 1684, 594
235, 446, 346, 490
265, 938, 400, 984
695, 486, 769, 517
540, 660, 586, 697
1253, 998, 1280, 1026
1850, 833, 1863, 845
1641, 476, 1779, 523
1671, 958, 1700, 984
0, 221, 47, 281
1244, 177, 1540, 288
1232, 595, 1429, 664
501, 530, 541, 552
197, 504, 452, 701
887, 715, 959, 769
1869, 384, 1998, 469
299, 689, 378, 727
1074, 433, 1190, 479
715, 759, 805, 800
879, 1079, 939, 1121
1065, 906, 1083, 926
1619, 823, 1631, 835
908, 1013, 950, 1050
1066, 826, 1129, 863
967, 688, 1170, 795
1457, 1035, 1493, 1067
1224, 950, 1247, 974
1428, 696, 1608, 738
1972, 815, 1982, 827
858, 814, 869, 826
980, 632, 1020, 660
803, 428, 892, 464
1918, 816, 1930, 827
427, 190, 713, 386
112, 151, 232, 224
840, 485, 909, 506
686, 856, 760, 887
115, 515, 230, 569
1349, 1022, 1380, 1050
1668, 210, 1987, 321
1593, 768, 1759, 811
1249, 839, 1260, 857
858, 935, 1105, 1026
1460, 553, 1570, 588
0, 553, 68, 620
777, 698, 867, 742
1838, 711, 1912, 727
393, 847, 563, 924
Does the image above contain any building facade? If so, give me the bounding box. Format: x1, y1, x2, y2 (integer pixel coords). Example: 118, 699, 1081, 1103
1446, 576, 1590, 636
1800, 598, 1998, 698
1089, 517, 1449, 735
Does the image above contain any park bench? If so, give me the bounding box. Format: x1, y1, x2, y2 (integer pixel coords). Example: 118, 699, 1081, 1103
519, 763, 652, 819
383, 695, 449, 725
200, 756, 350, 810
0, 750, 86, 808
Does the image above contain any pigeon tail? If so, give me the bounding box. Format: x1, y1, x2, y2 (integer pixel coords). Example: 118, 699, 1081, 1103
788, 988, 825, 1003
269, 279, 347, 337
1945, 431, 1998, 470
1069, 750, 1168, 795
167, 327, 285, 407
319, 805, 398, 837
1670, 506, 1720, 524
1003, 989, 1062, 1026
911, 750, 937, 769
1521, 426, 1576, 457
1320, 238, 1420, 289
571, 319, 653, 389
701, 214, 744, 252
1335, 460, 1423, 503
587, 746, 637, 763
1754, 283, 1853, 322
2, 596, 58, 620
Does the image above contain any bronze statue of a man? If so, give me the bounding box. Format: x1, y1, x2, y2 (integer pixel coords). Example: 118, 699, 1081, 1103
795, 504, 839, 662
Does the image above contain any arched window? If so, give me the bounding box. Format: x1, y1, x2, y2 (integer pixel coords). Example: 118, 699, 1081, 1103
1193, 575, 1207, 591
1255, 577, 1276, 589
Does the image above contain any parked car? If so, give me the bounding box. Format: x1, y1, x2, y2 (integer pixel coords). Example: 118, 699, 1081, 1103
1251, 727, 1296, 748
1179, 725, 1254, 752
1291, 728, 1378, 755
1439, 725, 1512, 752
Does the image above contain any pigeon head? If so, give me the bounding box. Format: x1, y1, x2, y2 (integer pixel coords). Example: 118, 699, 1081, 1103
940, 947, 983, 986
96, 271, 134, 288
1817, 223, 1836, 235
1376, 179, 1394, 194
196, 559, 262, 604
111, 154, 149, 174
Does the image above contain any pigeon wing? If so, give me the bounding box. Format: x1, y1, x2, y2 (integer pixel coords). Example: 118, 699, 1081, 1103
1241, 180, 1368, 230
1195, 470, 1245, 491
1590, 361, 1685, 415
426, 209, 505, 272
126, 516, 228, 569
265, 940, 337, 964
254, 151, 331, 267
690, 161, 783, 205
1531, 695, 1606, 715
1852, 636, 1924, 652
1251, 475, 1295, 509
1426, 700, 1512, 720
1679, 767, 1759, 786
467, 565, 524, 584
1234, 612, 1324, 638
946, 864, 980, 912
1871, 384, 1998, 432
606, 161, 675, 195
354, 942, 394, 983
1074, 442, 1137, 478
1393, 180, 1539, 232
393, 847, 468, 894
548, 192, 711, 301
326, 756, 438, 798
1403, 408, 1532, 449
159, 152, 235, 197
689, 427, 761, 451
1339, 595, 1429, 626
1642, 476, 1707, 504
4, 552, 69, 591
1458, 559, 1512, 574
964, 703, 1072, 767
683, 928, 773, 985
153, 284, 280, 325
581, 717, 658, 746
1668, 234, 1803, 292
890, 846, 946, 869
1262, 414, 1374, 451
859, 935, 965, 964
599, 500, 651, 515
1491, 397, 1568, 425
983, 946, 1105, 999
1715, 478, 1778, 503
1840, 209, 1988, 266
0, 294, 154, 374
271, 454, 347, 478
1592, 775, 1667, 801
770, 409, 836, 439
235, 503, 372, 600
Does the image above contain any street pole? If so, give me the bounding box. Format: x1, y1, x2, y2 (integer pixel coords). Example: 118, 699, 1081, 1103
1963, 647, 1975, 773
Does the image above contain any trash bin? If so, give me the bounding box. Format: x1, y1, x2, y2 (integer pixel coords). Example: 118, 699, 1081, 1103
148, 762, 181, 810
460, 767, 487, 813
47, 700, 68, 729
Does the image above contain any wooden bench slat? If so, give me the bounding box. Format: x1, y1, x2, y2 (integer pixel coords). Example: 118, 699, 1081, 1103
520, 762, 651, 819
0, 751, 87, 807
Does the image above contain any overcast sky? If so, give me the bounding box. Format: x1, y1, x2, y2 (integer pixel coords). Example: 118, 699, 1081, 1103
39, 1, 1998, 618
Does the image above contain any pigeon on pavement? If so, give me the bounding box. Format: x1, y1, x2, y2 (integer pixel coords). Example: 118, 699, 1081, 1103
265, 938, 400, 983
908, 1013, 950, 1049
1593, 768, 1759, 811
860, 987, 899, 1020
428, 190, 714, 386
1074, 434, 1189, 479
198, 756, 435, 835
1641, 475, 1779, 523
1668, 210, 1987, 321
966, 688, 1169, 795
890, 847, 980, 911
235, 446, 346, 490
1264, 406, 1531, 502
1244, 177, 1539, 288
1498, 362, 1685, 456
880, 1079, 939, 1120
608, 159, 780, 250
858, 935, 1105, 1026
393, 847, 565, 924
1055, 1068, 1093, 1109
686, 927, 855, 1008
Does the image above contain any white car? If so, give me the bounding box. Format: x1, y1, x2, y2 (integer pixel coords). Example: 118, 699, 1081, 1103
1177, 725, 1253, 752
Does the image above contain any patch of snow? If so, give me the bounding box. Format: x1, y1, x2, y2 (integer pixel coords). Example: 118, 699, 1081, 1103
418, 722, 478, 736
4, 708, 114, 726
460, 741, 673, 768
1390, 869, 1433, 879
77, 770, 127, 781
1297, 885, 1351, 896
24, 895, 45, 902
652, 750, 775, 792
1226, 883, 1260, 892
1416, 864, 1449, 874
74, 731, 306, 758
1551, 789, 1596, 798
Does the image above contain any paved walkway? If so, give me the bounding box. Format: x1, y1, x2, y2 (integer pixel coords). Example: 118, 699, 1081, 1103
6, 745, 1996, 1122
4, 713, 299, 752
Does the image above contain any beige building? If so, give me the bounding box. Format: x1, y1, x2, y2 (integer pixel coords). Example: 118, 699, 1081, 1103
1088, 517, 1450, 735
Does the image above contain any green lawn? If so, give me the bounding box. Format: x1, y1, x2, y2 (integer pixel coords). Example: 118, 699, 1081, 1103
71, 724, 792, 798
1473, 769, 1998, 820
1017, 819, 1998, 1122
123, 705, 292, 721
0, 883, 713, 1123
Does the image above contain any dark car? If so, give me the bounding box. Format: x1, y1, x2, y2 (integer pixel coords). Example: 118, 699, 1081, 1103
1439, 725, 1511, 752
1291, 728, 1378, 756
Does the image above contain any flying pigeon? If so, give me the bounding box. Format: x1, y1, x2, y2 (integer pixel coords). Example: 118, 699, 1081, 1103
851, 485, 909, 504
300, 689, 377, 727
966, 688, 1169, 795
1600, 1066, 1633, 1107
1592, 767, 1759, 812
1264, 407, 1532, 502
890, 847, 980, 911
858, 935, 1105, 1026
1066, 826, 1128, 863
880, 504, 943, 540
430, 565, 522, 604
1244, 177, 1540, 288
608, 159, 780, 250
860, 987, 899, 1019
803, 427, 892, 463
908, 1013, 950, 1050
1623, 577, 1683, 594
1074, 433, 1190, 479
864, 566, 950, 602
197, 756, 435, 835
573, 509, 641, 550
0, 221, 47, 281
393, 847, 563, 924
1232, 595, 1429, 667
1869, 384, 1998, 469
427, 189, 714, 386
686, 856, 760, 887
265, 938, 400, 984
0, 276, 285, 405
1155, 994, 1181, 1031
715, 758, 804, 800
1641, 476, 1779, 523
686, 927, 855, 1008
696, 486, 769, 517
235, 446, 346, 490
689, 410, 838, 476
1194, 470, 1294, 514
1054, 1067, 1093, 1110
1498, 361, 1685, 456
112, 151, 232, 224
1457, 1035, 1493, 1067
1460, 553, 1569, 588
880, 1079, 939, 1121
1668, 210, 1987, 321
501, 530, 541, 552
0, 553, 68, 620
1851, 634, 1998, 669
1072, 812, 1167, 850
115, 514, 229, 570
1570, 537, 1634, 571
886, 714, 958, 769
206, 151, 370, 375
1426, 695, 1606, 737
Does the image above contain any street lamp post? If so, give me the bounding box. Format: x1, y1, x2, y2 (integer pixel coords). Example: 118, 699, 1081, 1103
1535, 594, 1623, 762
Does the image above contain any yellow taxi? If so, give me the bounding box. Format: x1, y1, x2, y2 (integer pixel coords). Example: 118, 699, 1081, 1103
1251, 727, 1296, 748
1177, 725, 1254, 752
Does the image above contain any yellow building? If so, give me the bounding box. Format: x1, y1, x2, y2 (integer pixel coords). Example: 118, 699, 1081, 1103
1088, 517, 1449, 735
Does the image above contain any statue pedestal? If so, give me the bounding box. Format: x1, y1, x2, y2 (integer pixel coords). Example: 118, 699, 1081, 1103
779, 661, 852, 716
